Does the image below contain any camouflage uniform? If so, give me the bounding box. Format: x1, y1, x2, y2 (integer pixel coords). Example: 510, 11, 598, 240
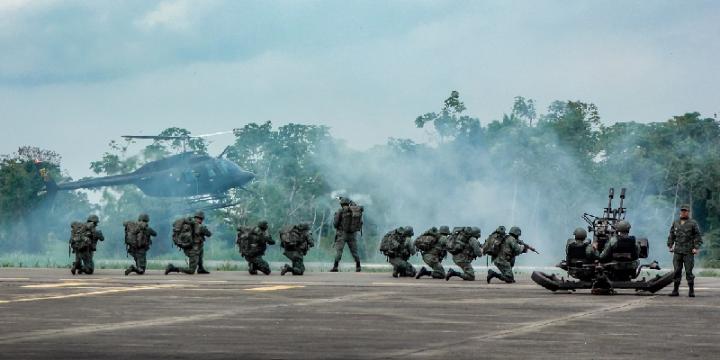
331, 197, 361, 272
166, 212, 212, 275
446, 227, 482, 281
281, 224, 315, 276
125, 214, 157, 276
384, 227, 417, 278
488, 227, 525, 283
667, 205, 703, 297
415, 226, 449, 279
244, 221, 275, 275
72, 215, 104, 275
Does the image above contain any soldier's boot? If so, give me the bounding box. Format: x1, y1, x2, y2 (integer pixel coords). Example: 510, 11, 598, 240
164, 264, 179, 275
355, 260, 362, 272
330, 261, 339, 272
415, 266, 431, 279
486, 269, 497, 283
445, 269, 460, 281
248, 262, 258, 275
281, 265, 290, 276
688, 281, 695, 298
392, 267, 399, 278
70, 262, 78, 275
197, 267, 210, 275
669, 280, 680, 296
124, 265, 136, 276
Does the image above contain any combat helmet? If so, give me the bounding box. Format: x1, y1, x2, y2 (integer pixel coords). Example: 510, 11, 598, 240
573, 227, 587, 240
258, 220, 269, 230
471, 226, 481, 238
404, 226, 414, 237
339, 197, 351, 206
194, 211, 205, 220
87, 214, 99, 224
138, 213, 150, 222
615, 220, 631, 233
509, 226, 522, 237
496, 225, 506, 234
297, 223, 310, 231
438, 226, 451, 235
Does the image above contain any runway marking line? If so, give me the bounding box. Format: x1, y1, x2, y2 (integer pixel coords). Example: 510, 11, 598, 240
22, 282, 103, 288
244, 285, 305, 292
0, 284, 187, 304
0, 278, 30, 281
392, 296, 659, 358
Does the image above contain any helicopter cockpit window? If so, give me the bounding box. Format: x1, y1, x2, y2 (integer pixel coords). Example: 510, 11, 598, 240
182, 170, 195, 183
204, 163, 216, 179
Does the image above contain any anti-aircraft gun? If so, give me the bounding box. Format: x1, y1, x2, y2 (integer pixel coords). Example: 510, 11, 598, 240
531, 188, 675, 294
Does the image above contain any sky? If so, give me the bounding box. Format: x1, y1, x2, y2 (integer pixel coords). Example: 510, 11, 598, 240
1, 0, 718, 180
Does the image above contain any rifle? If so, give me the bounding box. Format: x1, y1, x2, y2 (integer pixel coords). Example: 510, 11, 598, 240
520, 241, 540, 254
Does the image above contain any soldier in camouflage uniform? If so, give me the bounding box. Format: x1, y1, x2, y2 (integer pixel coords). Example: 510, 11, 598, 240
244, 221, 276, 275
446, 227, 482, 281
667, 204, 703, 297
165, 211, 212, 275
124, 213, 157, 276
382, 227, 417, 277
71, 214, 105, 275
415, 226, 450, 279
487, 226, 526, 283
565, 227, 594, 263
597, 220, 641, 265
331, 197, 362, 272
280, 223, 315, 276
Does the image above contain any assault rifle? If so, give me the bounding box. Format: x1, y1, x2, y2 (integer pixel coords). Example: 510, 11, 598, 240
520, 240, 540, 254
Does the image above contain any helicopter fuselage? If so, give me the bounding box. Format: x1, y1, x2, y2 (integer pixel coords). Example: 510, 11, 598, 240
53, 152, 254, 197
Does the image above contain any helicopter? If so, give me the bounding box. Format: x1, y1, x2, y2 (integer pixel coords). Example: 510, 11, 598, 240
37, 132, 255, 210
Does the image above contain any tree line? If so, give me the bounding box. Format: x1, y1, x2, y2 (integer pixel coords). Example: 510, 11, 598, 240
1, 93, 718, 266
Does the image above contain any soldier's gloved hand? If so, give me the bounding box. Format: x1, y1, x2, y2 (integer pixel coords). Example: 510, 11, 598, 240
692, 248, 698, 255
668, 246, 674, 253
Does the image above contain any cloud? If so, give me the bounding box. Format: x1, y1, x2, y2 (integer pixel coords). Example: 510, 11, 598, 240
136, 0, 193, 31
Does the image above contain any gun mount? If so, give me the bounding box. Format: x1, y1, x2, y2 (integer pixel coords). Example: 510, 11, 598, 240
531, 188, 674, 295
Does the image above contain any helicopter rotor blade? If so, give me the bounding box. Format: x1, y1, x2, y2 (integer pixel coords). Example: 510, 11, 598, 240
121, 135, 190, 140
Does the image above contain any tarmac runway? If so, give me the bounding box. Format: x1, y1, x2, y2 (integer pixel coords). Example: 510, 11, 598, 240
0, 267, 718, 359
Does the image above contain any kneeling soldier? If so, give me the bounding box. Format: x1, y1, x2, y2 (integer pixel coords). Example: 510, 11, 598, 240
415, 226, 450, 279
237, 220, 275, 275
124, 213, 157, 275
280, 223, 315, 276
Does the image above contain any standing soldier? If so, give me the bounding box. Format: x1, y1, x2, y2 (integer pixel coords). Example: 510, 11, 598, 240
487, 226, 526, 283
280, 223, 315, 276
124, 213, 157, 276
445, 227, 482, 281
237, 221, 276, 275
415, 226, 450, 279
165, 211, 212, 275
331, 197, 364, 272
70, 214, 105, 275
667, 204, 703, 297
380, 226, 417, 277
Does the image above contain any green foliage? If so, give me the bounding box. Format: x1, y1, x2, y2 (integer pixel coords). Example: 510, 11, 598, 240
2, 98, 719, 268
415, 91, 481, 142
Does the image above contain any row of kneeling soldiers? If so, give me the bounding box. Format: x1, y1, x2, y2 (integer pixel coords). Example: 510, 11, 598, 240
67, 212, 536, 282
68, 212, 319, 276
380, 225, 537, 283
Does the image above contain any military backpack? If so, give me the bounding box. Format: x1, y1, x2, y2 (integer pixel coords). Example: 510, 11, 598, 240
481, 231, 505, 257
172, 217, 194, 249
280, 225, 304, 249
339, 203, 364, 233
237, 226, 268, 257
124, 221, 150, 249
445, 227, 470, 255
414, 232, 438, 252
69, 222, 93, 251
379, 230, 403, 256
